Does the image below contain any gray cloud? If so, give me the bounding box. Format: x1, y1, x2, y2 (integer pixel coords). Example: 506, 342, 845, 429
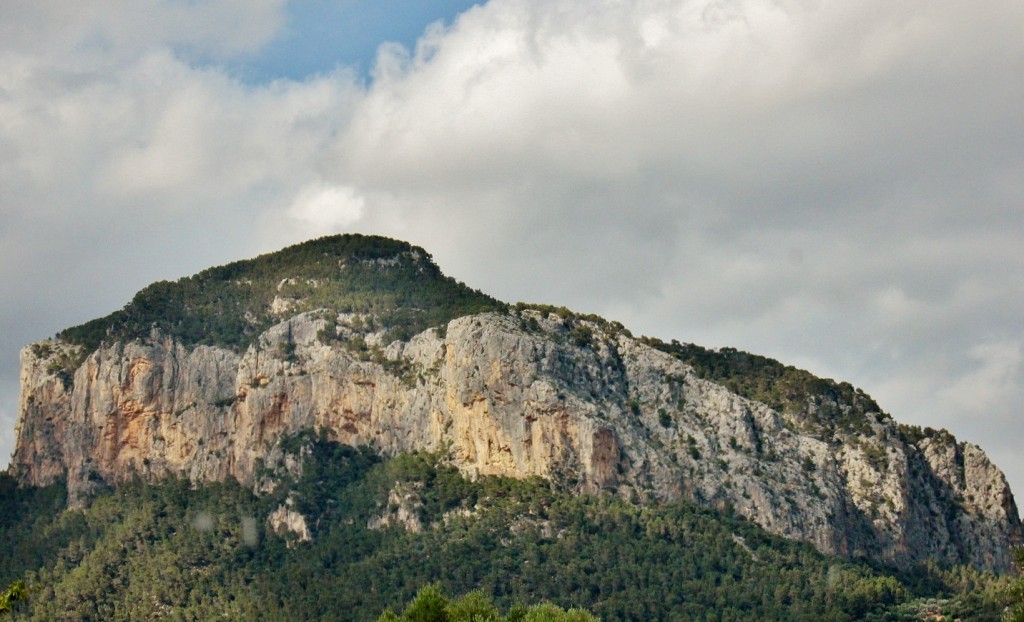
2, 0, 1023, 503
0, 1, 285, 64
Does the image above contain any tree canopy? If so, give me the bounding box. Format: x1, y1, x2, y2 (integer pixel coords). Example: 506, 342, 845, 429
0, 440, 1011, 621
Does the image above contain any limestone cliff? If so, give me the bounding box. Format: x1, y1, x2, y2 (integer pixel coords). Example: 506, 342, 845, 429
13, 309, 1021, 572
9, 235, 1022, 573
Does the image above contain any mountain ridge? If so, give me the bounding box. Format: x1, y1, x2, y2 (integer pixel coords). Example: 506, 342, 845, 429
11, 234, 1022, 573
57, 234, 503, 352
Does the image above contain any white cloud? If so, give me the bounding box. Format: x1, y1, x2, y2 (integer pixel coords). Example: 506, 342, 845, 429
287, 183, 366, 233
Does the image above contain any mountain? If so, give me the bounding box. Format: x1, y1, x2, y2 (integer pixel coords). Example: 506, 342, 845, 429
10, 234, 1022, 576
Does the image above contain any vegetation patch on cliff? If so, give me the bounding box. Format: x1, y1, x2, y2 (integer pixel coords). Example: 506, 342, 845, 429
57, 235, 503, 353
639, 336, 888, 439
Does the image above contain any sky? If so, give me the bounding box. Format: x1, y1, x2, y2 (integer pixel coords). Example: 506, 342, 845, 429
1, 0, 1022, 502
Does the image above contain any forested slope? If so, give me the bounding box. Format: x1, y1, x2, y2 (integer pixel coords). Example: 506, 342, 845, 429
0, 440, 1010, 621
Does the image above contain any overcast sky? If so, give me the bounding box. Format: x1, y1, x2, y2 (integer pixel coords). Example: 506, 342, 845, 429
2, 0, 1022, 502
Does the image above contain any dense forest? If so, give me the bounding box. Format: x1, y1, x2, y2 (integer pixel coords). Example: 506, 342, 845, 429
0, 438, 1013, 621
376, 585, 599, 621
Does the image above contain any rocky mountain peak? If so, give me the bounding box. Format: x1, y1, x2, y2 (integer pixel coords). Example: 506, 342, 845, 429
56, 234, 502, 353
11, 236, 1023, 573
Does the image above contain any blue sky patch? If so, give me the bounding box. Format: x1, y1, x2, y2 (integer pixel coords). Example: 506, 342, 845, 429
235, 0, 481, 83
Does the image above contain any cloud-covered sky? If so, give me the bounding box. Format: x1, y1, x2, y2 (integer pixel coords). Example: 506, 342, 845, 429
2, 0, 1022, 500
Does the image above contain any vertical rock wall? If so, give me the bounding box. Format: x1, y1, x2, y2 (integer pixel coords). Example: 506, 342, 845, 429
11, 311, 1022, 572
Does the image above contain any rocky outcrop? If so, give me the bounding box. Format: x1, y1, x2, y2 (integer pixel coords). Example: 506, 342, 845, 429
268, 501, 312, 543
367, 483, 426, 533
12, 310, 1022, 572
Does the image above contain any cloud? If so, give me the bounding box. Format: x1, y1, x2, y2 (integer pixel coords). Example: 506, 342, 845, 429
0, 1, 286, 64
938, 341, 1024, 417
287, 183, 366, 234
2, 0, 1023, 500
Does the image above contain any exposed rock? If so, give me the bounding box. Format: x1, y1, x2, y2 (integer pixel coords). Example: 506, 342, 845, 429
268, 500, 312, 543
11, 310, 1023, 572
367, 483, 424, 533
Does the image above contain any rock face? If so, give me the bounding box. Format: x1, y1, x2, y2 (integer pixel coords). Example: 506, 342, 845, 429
12, 309, 1022, 572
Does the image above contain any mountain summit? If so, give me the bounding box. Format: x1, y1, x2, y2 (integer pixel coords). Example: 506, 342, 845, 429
12, 235, 1022, 572
57, 234, 502, 352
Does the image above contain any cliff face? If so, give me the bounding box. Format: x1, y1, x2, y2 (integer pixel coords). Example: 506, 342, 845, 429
13, 309, 1022, 572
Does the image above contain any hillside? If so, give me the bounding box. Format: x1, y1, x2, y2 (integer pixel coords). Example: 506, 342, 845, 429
8, 234, 1023, 580
0, 442, 1010, 620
